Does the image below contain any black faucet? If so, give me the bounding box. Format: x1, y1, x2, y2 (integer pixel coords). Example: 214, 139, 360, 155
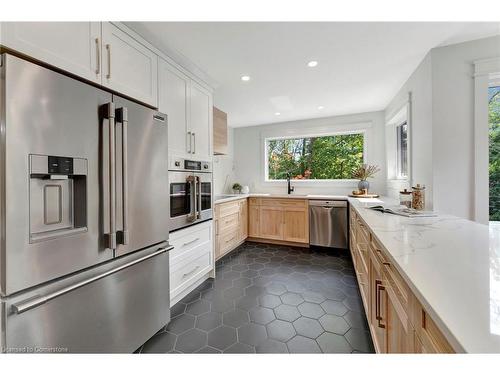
286, 173, 295, 195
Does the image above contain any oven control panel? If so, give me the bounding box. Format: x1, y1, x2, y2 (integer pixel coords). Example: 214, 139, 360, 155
169, 157, 212, 173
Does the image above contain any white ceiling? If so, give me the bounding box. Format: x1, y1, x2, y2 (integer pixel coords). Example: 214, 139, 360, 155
127, 22, 500, 128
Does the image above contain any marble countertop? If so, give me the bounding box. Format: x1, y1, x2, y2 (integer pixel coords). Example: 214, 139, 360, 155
214, 193, 349, 204
348, 196, 500, 353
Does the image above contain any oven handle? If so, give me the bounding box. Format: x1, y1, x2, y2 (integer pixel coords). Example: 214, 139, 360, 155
12, 243, 173, 314
196, 176, 202, 219
187, 175, 197, 222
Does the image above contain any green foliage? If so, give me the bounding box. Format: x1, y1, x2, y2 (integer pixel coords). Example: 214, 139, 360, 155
490, 86, 500, 221
267, 133, 364, 180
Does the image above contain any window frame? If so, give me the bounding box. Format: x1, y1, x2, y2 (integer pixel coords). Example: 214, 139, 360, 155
262, 127, 368, 184
395, 120, 409, 179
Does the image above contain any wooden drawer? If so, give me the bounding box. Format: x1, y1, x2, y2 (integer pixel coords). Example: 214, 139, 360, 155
216, 200, 240, 218
260, 198, 307, 208
412, 298, 455, 353
248, 197, 260, 206
170, 247, 212, 296
216, 212, 239, 235
217, 227, 240, 256
169, 223, 211, 264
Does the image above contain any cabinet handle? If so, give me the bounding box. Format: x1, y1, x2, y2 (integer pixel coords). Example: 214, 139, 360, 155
192, 132, 196, 154
106, 44, 111, 79
375, 280, 386, 329
182, 265, 200, 278
225, 236, 236, 244
187, 131, 192, 153
182, 237, 200, 247
95, 38, 100, 75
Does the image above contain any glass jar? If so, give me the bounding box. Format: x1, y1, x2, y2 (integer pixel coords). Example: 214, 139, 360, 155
399, 189, 412, 208
411, 184, 425, 210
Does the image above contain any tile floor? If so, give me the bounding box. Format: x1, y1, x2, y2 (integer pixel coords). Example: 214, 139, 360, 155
137, 242, 374, 354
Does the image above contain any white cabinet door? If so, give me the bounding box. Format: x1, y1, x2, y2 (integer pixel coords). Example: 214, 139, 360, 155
0, 22, 101, 83
189, 80, 212, 159
158, 59, 190, 158
101, 23, 158, 107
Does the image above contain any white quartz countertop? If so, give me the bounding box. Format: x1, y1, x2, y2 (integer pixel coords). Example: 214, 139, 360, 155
214, 193, 349, 204
348, 196, 500, 353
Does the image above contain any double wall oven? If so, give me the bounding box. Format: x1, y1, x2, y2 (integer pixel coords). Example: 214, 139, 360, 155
169, 158, 213, 232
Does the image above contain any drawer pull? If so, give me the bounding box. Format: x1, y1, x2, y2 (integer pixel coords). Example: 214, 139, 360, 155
375, 279, 386, 329
182, 265, 200, 279
182, 237, 200, 247
225, 236, 236, 244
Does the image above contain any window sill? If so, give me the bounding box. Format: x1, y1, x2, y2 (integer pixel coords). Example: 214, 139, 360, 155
263, 179, 359, 187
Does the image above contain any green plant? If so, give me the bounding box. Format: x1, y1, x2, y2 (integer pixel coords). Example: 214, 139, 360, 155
232, 183, 242, 193
352, 164, 380, 181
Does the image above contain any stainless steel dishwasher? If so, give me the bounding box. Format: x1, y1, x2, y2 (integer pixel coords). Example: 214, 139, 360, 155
309, 200, 348, 249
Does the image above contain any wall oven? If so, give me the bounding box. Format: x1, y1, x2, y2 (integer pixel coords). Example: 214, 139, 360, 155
169, 158, 213, 232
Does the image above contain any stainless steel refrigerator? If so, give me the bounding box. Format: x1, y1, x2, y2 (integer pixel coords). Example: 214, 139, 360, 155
0, 53, 172, 353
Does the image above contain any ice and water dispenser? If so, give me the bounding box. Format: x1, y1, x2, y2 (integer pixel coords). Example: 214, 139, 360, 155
29, 154, 88, 242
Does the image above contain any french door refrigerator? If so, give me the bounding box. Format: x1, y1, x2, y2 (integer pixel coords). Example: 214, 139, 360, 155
0, 54, 172, 353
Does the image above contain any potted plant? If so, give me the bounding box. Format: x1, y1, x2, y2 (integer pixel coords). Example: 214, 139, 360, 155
232, 183, 242, 194
352, 164, 380, 192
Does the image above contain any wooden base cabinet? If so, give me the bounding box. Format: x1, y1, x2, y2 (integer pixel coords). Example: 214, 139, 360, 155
349, 205, 455, 354
248, 198, 309, 246
215, 199, 248, 260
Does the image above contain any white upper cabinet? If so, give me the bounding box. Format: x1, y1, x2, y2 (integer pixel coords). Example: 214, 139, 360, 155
189, 81, 213, 160
0, 22, 101, 83
101, 23, 158, 107
159, 58, 213, 161
158, 59, 189, 157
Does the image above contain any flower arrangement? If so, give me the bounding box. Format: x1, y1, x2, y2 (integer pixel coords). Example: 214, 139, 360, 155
352, 164, 380, 181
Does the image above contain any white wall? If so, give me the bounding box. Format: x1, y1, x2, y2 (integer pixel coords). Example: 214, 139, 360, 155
385, 53, 433, 206
384, 35, 500, 218
213, 127, 236, 195
232, 111, 386, 196
431, 36, 500, 219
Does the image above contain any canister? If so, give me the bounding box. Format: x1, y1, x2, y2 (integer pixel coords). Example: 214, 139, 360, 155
411, 184, 425, 210
399, 189, 412, 208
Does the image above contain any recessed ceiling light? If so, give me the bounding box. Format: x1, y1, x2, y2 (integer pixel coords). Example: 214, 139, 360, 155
241, 75, 251, 82
275, 112, 281, 116
307, 60, 318, 68
318, 106, 324, 110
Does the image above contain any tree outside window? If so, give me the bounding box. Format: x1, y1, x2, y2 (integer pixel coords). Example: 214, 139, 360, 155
490, 86, 500, 222
266, 133, 364, 180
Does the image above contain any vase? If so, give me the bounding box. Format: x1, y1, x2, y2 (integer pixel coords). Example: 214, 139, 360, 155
358, 180, 369, 192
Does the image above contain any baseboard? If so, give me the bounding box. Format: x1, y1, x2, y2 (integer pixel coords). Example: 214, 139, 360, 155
170, 272, 213, 306
246, 237, 309, 248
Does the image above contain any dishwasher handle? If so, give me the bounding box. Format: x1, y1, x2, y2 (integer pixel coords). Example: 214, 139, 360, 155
308, 200, 347, 208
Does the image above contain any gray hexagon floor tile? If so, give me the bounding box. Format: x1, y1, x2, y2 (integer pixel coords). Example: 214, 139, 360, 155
166, 314, 195, 334
238, 323, 268, 346
196, 311, 222, 331
287, 335, 322, 353
297, 302, 325, 319
266, 320, 296, 342
223, 309, 249, 328
259, 294, 282, 309
207, 325, 237, 350
293, 317, 324, 339
317, 332, 352, 353
344, 328, 374, 352
319, 315, 350, 335
141, 332, 176, 353
281, 292, 304, 306
249, 306, 276, 325
175, 329, 207, 353
321, 300, 348, 316
186, 299, 211, 316
140, 242, 373, 354
274, 304, 301, 322
256, 339, 289, 353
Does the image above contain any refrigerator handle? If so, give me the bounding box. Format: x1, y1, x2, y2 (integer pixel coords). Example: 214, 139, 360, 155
116, 107, 129, 245
12, 243, 173, 314
102, 103, 117, 250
